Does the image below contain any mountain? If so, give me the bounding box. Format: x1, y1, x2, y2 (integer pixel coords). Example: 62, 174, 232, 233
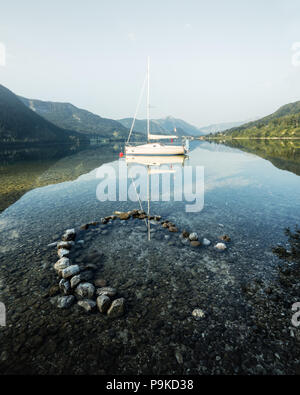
19, 97, 131, 140
199, 121, 247, 135
213, 101, 300, 138
118, 116, 204, 137
0, 84, 86, 144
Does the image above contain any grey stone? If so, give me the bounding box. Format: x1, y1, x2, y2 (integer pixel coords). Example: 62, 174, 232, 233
192, 308, 205, 319
190, 240, 201, 247
215, 242, 227, 251
54, 257, 71, 275
57, 248, 70, 258
97, 295, 111, 313
189, 232, 198, 241
94, 278, 107, 287
57, 241, 74, 250
96, 286, 117, 298
47, 242, 57, 248
57, 295, 75, 309
75, 282, 95, 299
202, 238, 211, 246
175, 350, 183, 364
62, 264, 80, 279
62, 228, 76, 241
59, 279, 71, 295
70, 275, 81, 289
77, 299, 96, 312
107, 298, 125, 318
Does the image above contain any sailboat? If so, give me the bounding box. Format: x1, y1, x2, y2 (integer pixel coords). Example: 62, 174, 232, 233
125, 57, 189, 156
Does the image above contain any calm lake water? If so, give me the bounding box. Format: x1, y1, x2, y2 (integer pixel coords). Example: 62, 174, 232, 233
0, 140, 300, 374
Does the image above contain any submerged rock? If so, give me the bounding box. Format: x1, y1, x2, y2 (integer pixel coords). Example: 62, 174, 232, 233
62, 228, 76, 241
107, 298, 125, 318
54, 257, 71, 275
192, 308, 205, 319
119, 212, 130, 220
175, 350, 184, 365
215, 242, 227, 251
70, 274, 81, 289
57, 248, 70, 258
88, 221, 99, 226
96, 286, 117, 298
182, 230, 190, 238
128, 209, 139, 216
57, 295, 75, 309
94, 278, 107, 287
59, 279, 71, 295
220, 234, 231, 242
169, 226, 178, 233
47, 242, 58, 248
190, 240, 201, 247
77, 299, 96, 312
97, 295, 111, 313
202, 238, 211, 246
62, 265, 80, 279
57, 241, 74, 250
75, 282, 95, 299
189, 232, 198, 241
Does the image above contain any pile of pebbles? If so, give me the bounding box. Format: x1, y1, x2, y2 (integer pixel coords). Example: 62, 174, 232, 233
48, 209, 231, 317
111, 209, 231, 251
51, 228, 125, 317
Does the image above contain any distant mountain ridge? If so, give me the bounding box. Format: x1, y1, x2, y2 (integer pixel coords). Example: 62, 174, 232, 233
118, 116, 204, 137
214, 101, 300, 138
19, 97, 130, 140
0, 84, 86, 144
199, 121, 246, 134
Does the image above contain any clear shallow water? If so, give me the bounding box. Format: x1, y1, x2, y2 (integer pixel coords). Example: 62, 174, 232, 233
0, 140, 300, 374
1, 141, 299, 268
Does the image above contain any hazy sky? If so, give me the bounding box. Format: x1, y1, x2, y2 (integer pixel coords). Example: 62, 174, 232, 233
1, 0, 300, 127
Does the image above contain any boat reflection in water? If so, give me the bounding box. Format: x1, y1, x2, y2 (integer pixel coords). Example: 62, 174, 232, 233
125, 155, 187, 240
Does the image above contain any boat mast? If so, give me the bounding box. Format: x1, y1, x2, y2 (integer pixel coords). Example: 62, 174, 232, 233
147, 165, 150, 241
147, 56, 150, 143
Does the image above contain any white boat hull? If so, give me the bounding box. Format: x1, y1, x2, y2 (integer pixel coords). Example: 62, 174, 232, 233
125, 143, 185, 156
